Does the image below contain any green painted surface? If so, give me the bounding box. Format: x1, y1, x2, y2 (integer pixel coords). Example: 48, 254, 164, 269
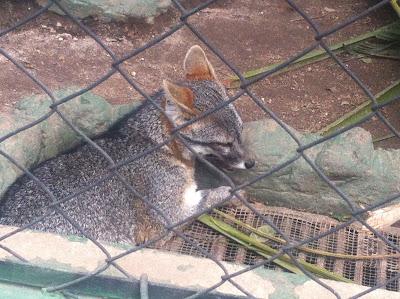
0, 261, 138, 299
267, 271, 309, 299
0, 282, 67, 299
0, 260, 243, 298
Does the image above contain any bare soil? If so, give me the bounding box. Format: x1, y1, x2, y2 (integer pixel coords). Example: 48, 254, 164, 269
0, 0, 399, 147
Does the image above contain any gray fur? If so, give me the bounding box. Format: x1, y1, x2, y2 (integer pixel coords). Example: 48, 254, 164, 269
0, 48, 252, 244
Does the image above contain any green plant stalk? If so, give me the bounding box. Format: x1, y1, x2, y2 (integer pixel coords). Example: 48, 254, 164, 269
373, 133, 396, 143
391, 0, 400, 17
213, 209, 400, 260
198, 214, 352, 283
228, 23, 396, 86
207, 222, 303, 274
319, 79, 400, 135
198, 215, 304, 275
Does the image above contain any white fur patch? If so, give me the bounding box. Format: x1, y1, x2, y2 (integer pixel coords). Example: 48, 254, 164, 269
183, 183, 202, 210
165, 99, 181, 123
232, 161, 246, 169
190, 145, 213, 155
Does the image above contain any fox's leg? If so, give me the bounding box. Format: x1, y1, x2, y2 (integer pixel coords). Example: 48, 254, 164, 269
132, 198, 170, 246
133, 186, 244, 245
197, 186, 245, 210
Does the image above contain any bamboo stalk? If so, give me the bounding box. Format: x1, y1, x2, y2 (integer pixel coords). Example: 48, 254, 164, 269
391, 0, 400, 17
198, 214, 353, 282
373, 133, 396, 143
212, 209, 400, 260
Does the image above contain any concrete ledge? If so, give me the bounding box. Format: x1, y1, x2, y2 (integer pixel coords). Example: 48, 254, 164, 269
0, 225, 398, 298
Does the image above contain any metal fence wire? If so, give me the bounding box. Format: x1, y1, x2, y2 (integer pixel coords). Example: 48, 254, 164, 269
0, 0, 400, 298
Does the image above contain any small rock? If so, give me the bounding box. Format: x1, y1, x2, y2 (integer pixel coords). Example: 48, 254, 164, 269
56, 21, 62, 27
56, 33, 72, 40
326, 86, 338, 93
140, 57, 145, 61
340, 101, 350, 106
324, 7, 336, 12
131, 71, 137, 77
291, 106, 299, 112
361, 57, 372, 64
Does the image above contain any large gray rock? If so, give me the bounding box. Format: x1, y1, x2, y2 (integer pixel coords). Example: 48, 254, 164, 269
36, 0, 171, 22
2, 94, 399, 220
0, 89, 139, 197
227, 119, 400, 219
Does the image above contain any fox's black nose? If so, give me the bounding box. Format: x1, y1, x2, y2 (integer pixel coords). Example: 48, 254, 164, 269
244, 159, 255, 169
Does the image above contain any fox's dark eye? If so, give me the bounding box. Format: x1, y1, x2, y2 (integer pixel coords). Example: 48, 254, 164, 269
212, 143, 232, 150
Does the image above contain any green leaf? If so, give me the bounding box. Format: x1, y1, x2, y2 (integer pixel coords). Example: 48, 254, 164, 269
361, 57, 372, 63
373, 133, 396, 143
198, 214, 352, 282
319, 79, 400, 135
228, 21, 400, 87
250, 225, 276, 242
391, 0, 400, 18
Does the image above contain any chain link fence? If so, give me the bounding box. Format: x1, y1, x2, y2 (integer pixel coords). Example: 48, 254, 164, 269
0, 0, 400, 298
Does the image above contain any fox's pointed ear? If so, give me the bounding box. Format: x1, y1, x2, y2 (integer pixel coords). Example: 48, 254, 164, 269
163, 80, 197, 115
184, 45, 217, 81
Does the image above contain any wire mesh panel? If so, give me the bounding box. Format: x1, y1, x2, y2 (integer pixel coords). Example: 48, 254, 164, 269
0, 0, 400, 298
163, 205, 400, 292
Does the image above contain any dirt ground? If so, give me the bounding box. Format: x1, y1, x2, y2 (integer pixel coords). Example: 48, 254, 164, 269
0, 0, 399, 148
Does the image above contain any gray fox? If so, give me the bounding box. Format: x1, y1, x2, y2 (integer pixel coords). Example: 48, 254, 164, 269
0, 45, 254, 244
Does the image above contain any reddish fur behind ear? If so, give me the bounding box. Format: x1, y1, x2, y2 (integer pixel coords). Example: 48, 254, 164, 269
160, 98, 195, 167
163, 80, 197, 115
186, 67, 213, 81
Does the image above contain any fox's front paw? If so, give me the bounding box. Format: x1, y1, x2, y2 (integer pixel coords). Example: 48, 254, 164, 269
218, 187, 246, 207
134, 224, 157, 245
227, 189, 247, 207
201, 186, 246, 208
134, 222, 171, 248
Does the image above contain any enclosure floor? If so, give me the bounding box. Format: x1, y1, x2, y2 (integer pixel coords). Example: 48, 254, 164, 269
0, 0, 399, 148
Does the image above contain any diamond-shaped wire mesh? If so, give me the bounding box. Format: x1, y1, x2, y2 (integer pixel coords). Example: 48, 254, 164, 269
0, 0, 400, 298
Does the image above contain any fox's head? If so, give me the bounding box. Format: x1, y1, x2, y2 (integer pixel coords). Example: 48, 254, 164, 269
162, 45, 255, 171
